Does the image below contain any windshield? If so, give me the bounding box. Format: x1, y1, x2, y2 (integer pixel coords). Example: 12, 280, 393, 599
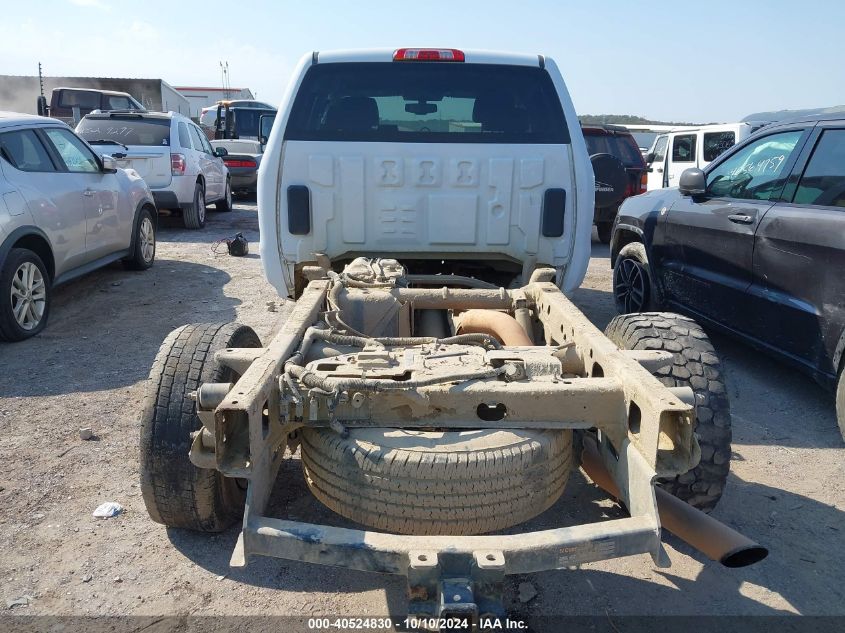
286, 62, 569, 144
77, 117, 171, 146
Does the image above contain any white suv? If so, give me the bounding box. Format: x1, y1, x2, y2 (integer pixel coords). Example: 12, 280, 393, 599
258, 48, 594, 297
77, 111, 231, 229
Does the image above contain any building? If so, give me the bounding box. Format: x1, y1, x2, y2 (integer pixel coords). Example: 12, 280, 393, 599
173, 86, 255, 118
0, 75, 190, 116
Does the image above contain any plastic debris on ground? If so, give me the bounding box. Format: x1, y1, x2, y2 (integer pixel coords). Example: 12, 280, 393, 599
92, 502, 123, 518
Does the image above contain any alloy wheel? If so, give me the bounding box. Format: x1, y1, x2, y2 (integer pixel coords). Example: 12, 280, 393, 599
613, 257, 648, 313
140, 217, 155, 263
197, 188, 206, 224
10, 262, 46, 330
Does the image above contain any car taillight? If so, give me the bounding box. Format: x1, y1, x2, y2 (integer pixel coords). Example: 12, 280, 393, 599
171, 153, 186, 176
640, 171, 648, 193
224, 159, 257, 169
393, 48, 465, 62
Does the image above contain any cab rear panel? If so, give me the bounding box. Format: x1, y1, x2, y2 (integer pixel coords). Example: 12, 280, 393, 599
258, 50, 594, 297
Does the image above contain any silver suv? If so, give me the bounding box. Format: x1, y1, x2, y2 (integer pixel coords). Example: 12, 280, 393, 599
0, 112, 156, 341
77, 111, 231, 229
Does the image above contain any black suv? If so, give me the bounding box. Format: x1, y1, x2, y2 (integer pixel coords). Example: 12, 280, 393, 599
582, 124, 647, 243
610, 115, 845, 440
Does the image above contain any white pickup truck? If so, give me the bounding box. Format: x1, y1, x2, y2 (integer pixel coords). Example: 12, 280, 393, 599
139, 48, 764, 621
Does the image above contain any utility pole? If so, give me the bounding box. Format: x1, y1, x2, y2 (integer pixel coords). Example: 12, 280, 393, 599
37, 62, 48, 116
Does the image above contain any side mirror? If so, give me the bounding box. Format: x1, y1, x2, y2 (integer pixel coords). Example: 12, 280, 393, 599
259, 113, 274, 148
101, 155, 118, 173
645, 152, 655, 164
214, 146, 228, 157
679, 168, 707, 196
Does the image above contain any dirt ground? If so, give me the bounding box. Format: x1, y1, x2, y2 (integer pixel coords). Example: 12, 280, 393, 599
0, 200, 843, 627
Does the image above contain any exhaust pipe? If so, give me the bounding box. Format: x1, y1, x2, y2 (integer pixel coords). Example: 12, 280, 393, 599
456, 309, 533, 346
581, 439, 768, 568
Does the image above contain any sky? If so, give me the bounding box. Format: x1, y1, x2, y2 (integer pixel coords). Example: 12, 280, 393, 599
1, 0, 843, 123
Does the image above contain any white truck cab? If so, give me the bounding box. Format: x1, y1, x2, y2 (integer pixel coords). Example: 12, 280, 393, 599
258, 48, 595, 298
646, 121, 770, 190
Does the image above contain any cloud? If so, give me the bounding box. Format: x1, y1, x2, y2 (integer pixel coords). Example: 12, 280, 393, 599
68, 0, 111, 9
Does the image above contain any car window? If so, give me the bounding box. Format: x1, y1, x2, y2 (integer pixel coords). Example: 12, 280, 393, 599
190, 125, 210, 153
77, 116, 171, 146
106, 96, 132, 110
706, 130, 803, 201
0, 129, 57, 172
652, 136, 668, 163
286, 62, 569, 144
672, 134, 696, 163
178, 122, 192, 149
58, 90, 100, 109
793, 129, 845, 207
583, 132, 644, 167
199, 129, 215, 154
703, 131, 736, 162
43, 128, 100, 173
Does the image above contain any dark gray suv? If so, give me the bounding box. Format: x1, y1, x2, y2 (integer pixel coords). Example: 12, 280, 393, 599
610, 114, 845, 440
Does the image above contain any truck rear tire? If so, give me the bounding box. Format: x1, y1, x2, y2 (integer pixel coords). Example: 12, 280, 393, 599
596, 221, 613, 244
140, 322, 261, 531
300, 427, 573, 535
604, 312, 732, 513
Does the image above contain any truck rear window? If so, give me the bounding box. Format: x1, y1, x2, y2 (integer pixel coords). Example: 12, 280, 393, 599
77, 117, 171, 146
285, 62, 569, 144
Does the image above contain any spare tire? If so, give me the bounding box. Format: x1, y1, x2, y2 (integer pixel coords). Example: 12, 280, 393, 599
590, 152, 628, 209
300, 427, 573, 535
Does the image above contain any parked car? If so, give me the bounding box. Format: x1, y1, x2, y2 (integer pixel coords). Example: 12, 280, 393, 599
209, 138, 262, 195
645, 122, 770, 191
611, 114, 845, 439
45, 87, 145, 125
0, 111, 157, 341
581, 124, 647, 243
76, 111, 231, 229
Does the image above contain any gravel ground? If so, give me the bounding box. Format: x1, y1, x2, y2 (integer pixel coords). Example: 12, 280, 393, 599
0, 200, 842, 627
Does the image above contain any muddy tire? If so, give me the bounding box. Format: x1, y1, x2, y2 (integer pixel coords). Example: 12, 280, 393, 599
183, 182, 206, 229
605, 312, 732, 513
300, 427, 573, 535
140, 322, 261, 531
613, 242, 660, 313
836, 368, 845, 443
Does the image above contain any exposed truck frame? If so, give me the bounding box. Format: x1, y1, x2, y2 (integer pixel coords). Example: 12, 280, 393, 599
163, 263, 764, 622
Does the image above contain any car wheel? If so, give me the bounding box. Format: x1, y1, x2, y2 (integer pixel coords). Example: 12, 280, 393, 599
596, 221, 613, 244
124, 208, 156, 270
183, 182, 206, 229
216, 180, 232, 212
613, 242, 659, 313
0, 248, 51, 342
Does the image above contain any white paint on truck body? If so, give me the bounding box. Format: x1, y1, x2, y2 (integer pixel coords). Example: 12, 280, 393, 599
258, 49, 594, 297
